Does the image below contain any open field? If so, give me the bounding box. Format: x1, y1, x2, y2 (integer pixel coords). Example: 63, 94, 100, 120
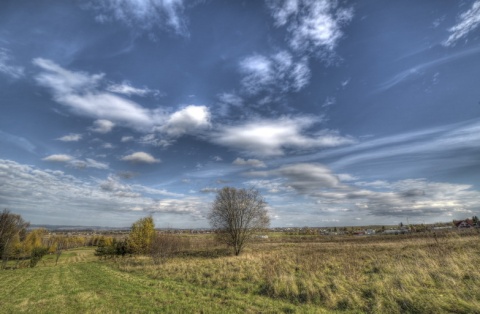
1, 231, 480, 313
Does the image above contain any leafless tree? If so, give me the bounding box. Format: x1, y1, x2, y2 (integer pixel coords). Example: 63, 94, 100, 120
208, 187, 270, 256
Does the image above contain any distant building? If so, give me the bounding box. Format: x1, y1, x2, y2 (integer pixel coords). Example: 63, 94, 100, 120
453, 219, 475, 228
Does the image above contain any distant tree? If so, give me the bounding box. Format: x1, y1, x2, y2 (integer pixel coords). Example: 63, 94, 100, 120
0, 209, 29, 268
472, 216, 479, 226
128, 216, 155, 255
209, 187, 270, 256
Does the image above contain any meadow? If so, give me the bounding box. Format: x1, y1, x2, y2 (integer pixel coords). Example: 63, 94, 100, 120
1, 230, 480, 313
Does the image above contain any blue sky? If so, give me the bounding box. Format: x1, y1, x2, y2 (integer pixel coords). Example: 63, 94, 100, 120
1, 0, 480, 228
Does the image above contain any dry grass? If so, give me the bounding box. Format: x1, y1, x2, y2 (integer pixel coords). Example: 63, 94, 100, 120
2, 231, 480, 313
114, 230, 480, 313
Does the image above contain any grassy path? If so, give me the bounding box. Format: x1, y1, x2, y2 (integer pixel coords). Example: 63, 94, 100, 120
0, 248, 322, 313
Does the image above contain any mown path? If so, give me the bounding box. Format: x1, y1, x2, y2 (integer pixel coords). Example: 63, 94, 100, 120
0, 248, 321, 313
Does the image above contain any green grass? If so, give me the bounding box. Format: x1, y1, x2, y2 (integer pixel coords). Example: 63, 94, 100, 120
2, 231, 480, 313
0, 248, 320, 313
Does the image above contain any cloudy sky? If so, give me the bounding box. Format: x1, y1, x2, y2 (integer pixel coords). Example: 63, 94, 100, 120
1, 0, 480, 228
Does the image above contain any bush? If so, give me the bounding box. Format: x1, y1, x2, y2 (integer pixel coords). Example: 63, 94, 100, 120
150, 234, 190, 264
29, 247, 48, 268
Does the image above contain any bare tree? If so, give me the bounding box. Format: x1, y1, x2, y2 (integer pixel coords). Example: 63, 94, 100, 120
209, 187, 270, 256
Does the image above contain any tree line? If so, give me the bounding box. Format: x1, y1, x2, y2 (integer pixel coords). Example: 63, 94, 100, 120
2, 186, 271, 267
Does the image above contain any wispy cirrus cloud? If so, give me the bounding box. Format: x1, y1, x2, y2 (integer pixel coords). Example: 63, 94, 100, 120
42, 154, 109, 169
211, 116, 355, 157
57, 133, 82, 142
232, 158, 266, 168
106, 81, 162, 97
375, 45, 480, 92
0, 130, 36, 154
0, 48, 24, 79
443, 1, 480, 46
266, 0, 353, 56
85, 0, 188, 36
239, 51, 310, 95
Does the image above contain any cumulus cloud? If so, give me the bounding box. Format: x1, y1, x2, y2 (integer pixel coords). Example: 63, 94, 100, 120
239, 51, 310, 95
232, 158, 266, 168
211, 116, 354, 157
106, 81, 162, 97
85, 0, 188, 36
160, 105, 211, 137
121, 152, 160, 163
266, 0, 353, 55
89, 119, 115, 133
57, 133, 82, 142
0, 48, 24, 79
43, 154, 74, 162
443, 1, 480, 46
33, 58, 211, 137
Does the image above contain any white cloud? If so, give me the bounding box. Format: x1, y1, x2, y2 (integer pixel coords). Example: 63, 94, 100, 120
90, 119, 115, 133
247, 163, 341, 192
246, 162, 480, 220
267, 0, 353, 55
160, 105, 211, 137
43, 154, 108, 169
107, 81, 162, 97
71, 158, 109, 170
121, 152, 160, 163
337, 173, 358, 182
33, 58, 156, 131
86, 0, 188, 36
34, 58, 211, 137
232, 158, 266, 168
199, 187, 218, 194
0, 48, 24, 79
217, 92, 243, 107
211, 116, 354, 157
138, 134, 171, 147
443, 1, 480, 46
121, 136, 134, 142
42, 154, 74, 162
0, 160, 201, 226
239, 51, 310, 95
57, 133, 82, 142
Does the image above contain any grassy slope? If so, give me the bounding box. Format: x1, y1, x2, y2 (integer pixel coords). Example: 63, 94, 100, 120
0, 248, 321, 313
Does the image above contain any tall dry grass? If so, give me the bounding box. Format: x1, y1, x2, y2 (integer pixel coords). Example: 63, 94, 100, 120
112, 230, 480, 313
